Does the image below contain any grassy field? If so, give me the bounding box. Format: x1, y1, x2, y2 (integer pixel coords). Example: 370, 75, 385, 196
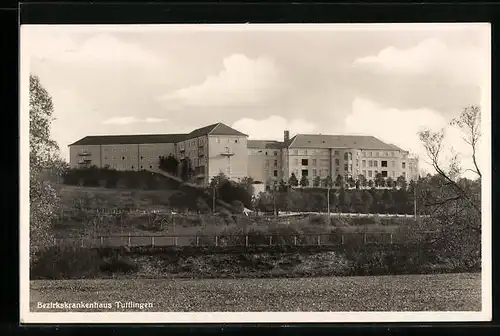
30, 273, 480, 312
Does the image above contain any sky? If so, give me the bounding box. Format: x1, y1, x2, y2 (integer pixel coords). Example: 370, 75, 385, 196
21, 24, 490, 177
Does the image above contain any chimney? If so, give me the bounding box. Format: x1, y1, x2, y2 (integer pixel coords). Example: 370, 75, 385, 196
284, 130, 290, 143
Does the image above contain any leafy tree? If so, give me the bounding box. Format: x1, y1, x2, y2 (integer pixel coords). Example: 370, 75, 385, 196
386, 177, 395, 189
322, 175, 333, 188
347, 176, 356, 189
313, 175, 321, 187
300, 175, 309, 187
351, 190, 364, 213
374, 173, 385, 188
196, 197, 211, 214
29, 75, 64, 259
240, 176, 255, 197
396, 175, 407, 189
335, 174, 343, 188
337, 187, 350, 212
288, 173, 299, 187
369, 187, 379, 213
158, 154, 179, 175
380, 189, 393, 213
368, 179, 374, 188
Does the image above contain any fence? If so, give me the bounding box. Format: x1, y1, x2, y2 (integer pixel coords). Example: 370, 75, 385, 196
54, 231, 439, 249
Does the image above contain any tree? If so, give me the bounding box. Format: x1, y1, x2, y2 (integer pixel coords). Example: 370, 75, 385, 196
196, 197, 211, 214
386, 176, 396, 189
358, 174, 367, 188
374, 173, 385, 188
347, 176, 356, 189
300, 175, 309, 187
335, 174, 343, 188
396, 175, 407, 189
29, 75, 64, 260
351, 190, 364, 213
313, 175, 321, 187
240, 176, 255, 198
380, 189, 393, 213
368, 179, 374, 188
288, 173, 299, 187
418, 105, 482, 263
158, 154, 179, 175
179, 158, 194, 181
322, 175, 333, 188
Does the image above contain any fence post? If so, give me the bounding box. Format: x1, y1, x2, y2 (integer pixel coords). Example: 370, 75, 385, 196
364, 234, 367, 244
317, 235, 321, 246
196, 236, 199, 247
53, 237, 57, 246
174, 237, 178, 246
81, 236, 84, 248
152, 236, 155, 247
390, 234, 393, 244
245, 235, 248, 247
341, 235, 344, 245
294, 236, 297, 246
100, 236, 103, 246
269, 235, 272, 246
128, 234, 131, 247
215, 236, 218, 247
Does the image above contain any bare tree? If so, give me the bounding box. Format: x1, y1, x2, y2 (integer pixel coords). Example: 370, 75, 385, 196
418, 105, 481, 216
418, 105, 482, 265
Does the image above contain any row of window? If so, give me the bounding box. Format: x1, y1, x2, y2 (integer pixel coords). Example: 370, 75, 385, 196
291, 169, 407, 179
103, 164, 154, 170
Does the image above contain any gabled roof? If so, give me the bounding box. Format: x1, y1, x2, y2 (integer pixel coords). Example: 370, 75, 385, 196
184, 122, 248, 140
247, 140, 284, 149
69, 134, 187, 146
287, 134, 404, 151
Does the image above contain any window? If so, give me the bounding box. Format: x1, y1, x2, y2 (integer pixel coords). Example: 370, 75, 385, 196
304, 150, 308, 155
227, 167, 231, 174
301, 169, 309, 177
301, 159, 309, 166
122, 156, 125, 160
265, 151, 268, 155
312, 169, 317, 177
381, 171, 388, 177
149, 165, 153, 169
348, 164, 352, 171
344, 164, 348, 171
362, 160, 366, 168
140, 156, 143, 160
362, 170, 366, 176
274, 151, 278, 156
294, 158, 299, 165
265, 160, 270, 168
363, 152, 366, 157
235, 139, 238, 143
104, 156, 108, 160
131, 165, 134, 169
368, 170, 373, 177
104, 164, 110, 169
385, 152, 388, 157
274, 160, 278, 168
334, 151, 340, 156
312, 159, 317, 165
344, 153, 348, 160
369, 160, 373, 168
273, 170, 278, 177
402, 172, 406, 178
374, 161, 378, 168
392, 171, 395, 177
140, 166, 143, 169
356, 159, 359, 166
402, 162, 406, 169
381, 160, 387, 167
311, 150, 316, 155
335, 158, 340, 165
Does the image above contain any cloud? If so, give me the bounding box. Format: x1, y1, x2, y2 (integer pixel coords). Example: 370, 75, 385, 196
344, 98, 477, 177
102, 116, 169, 125
159, 54, 282, 107
232, 115, 317, 140
23, 28, 164, 67
352, 38, 484, 85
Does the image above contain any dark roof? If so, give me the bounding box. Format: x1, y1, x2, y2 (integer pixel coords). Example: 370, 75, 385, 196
69, 134, 187, 146
69, 122, 248, 146
185, 122, 248, 140
287, 134, 405, 151
247, 140, 284, 149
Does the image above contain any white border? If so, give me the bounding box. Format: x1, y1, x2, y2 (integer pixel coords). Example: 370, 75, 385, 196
19, 23, 492, 324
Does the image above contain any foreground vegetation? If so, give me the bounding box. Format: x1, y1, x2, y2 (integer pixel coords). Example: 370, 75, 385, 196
30, 273, 481, 312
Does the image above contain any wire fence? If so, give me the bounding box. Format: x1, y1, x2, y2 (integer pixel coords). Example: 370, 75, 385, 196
54, 231, 439, 249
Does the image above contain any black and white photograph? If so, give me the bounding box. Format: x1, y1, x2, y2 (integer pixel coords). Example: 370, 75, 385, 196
20, 23, 491, 323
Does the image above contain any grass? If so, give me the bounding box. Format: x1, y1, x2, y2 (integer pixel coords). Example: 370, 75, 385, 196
30, 273, 481, 312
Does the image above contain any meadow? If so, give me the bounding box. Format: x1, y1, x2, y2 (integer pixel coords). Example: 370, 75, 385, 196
30, 273, 481, 312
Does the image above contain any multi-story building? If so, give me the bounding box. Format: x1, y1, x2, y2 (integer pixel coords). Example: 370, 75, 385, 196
69, 123, 248, 184
69, 122, 418, 188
